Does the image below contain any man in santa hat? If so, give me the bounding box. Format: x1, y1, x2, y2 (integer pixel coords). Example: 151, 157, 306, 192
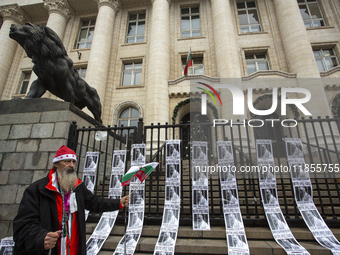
13, 145, 130, 255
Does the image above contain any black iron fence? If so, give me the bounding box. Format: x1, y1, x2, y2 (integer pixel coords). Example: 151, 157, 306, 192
67, 117, 340, 226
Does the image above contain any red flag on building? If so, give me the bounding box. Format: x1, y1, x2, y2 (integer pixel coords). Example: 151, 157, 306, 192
184, 47, 192, 76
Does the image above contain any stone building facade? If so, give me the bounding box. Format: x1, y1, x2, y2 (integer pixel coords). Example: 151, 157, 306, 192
0, 0, 340, 127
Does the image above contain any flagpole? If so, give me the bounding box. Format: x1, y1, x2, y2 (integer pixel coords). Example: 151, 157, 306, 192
128, 180, 144, 196
124, 205, 127, 255
127, 162, 161, 196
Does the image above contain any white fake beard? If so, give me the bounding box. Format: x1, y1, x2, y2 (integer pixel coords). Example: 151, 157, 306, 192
57, 167, 77, 193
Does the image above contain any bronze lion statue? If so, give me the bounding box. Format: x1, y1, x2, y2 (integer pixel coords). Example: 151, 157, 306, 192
9, 22, 102, 123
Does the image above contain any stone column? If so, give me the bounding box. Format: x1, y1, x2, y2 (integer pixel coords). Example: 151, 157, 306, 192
85, 0, 120, 112
211, 0, 240, 78
145, 0, 171, 125
211, 0, 246, 136
273, 0, 331, 117
43, 0, 72, 40
0, 4, 25, 96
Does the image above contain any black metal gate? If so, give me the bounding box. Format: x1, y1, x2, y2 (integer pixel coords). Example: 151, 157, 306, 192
67, 117, 340, 226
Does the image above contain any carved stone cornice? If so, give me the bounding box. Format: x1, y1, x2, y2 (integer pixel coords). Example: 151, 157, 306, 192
320, 66, 340, 77
95, 0, 121, 12
150, 0, 172, 5
241, 70, 297, 81
43, 0, 73, 20
0, 4, 26, 23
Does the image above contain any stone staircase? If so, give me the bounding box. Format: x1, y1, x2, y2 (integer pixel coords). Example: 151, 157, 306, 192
86, 224, 340, 255
87, 164, 340, 254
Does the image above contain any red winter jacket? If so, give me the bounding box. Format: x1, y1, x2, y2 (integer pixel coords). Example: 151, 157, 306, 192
13, 168, 121, 255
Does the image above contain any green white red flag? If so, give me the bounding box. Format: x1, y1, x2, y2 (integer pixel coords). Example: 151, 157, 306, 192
121, 162, 159, 186
184, 47, 192, 76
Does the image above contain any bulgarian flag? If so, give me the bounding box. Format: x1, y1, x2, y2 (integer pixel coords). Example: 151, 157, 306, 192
184, 47, 192, 76
121, 162, 159, 186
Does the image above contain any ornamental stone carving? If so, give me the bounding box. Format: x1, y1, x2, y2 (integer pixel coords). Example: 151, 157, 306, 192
95, 0, 121, 12
43, 0, 73, 19
0, 4, 26, 23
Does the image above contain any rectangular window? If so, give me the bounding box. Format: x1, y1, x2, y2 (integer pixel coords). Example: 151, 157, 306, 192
122, 62, 142, 86
237, 1, 261, 33
126, 13, 146, 43
181, 6, 202, 38
314, 48, 339, 72
181, 56, 204, 75
245, 53, 269, 74
76, 67, 87, 79
76, 19, 96, 49
19, 71, 31, 95
298, 0, 325, 27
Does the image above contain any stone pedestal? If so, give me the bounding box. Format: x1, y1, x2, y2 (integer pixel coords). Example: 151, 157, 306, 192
0, 98, 99, 239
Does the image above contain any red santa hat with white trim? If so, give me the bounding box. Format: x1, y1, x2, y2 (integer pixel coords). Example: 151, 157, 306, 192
53, 145, 77, 163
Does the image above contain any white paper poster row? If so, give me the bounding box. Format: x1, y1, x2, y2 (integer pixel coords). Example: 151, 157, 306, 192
192, 141, 211, 231
285, 138, 340, 254
114, 144, 146, 255
256, 139, 310, 255
153, 140, 181, 255
83, 151, 100, 221
85, 150, 126, 255
217, 141, 250, 255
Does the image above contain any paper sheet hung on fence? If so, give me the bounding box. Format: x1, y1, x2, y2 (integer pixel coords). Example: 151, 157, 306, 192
82, 151, 100, 221
285, 138, 340, 254
192, 141, 210, 231
85, 150, 126, 255
256, 139, 310, 255
154, 140, 181, 255
113, 144, 146, 255
217, 141, 250, 255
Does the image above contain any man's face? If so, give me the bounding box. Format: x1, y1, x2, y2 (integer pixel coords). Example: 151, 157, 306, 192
170, 144, 174, 154
232, 235, 238, 245
230, 214, 235, 225
309, 212, 316, 224
261, 145, 266, 154
168, 210, 174, 220
169, 165, 174, 174
136, 148, 140, 156
133, 213, 138, 223
55, 159, 77, 192
272, 214, 279, 225
56, 159, 76, 173
226, 189, 232, 199
281, 239, 289, 247
265, 189, 271, 199
170, 187, 175, 197
299, 187, 306, 197
103, 218, 110, 226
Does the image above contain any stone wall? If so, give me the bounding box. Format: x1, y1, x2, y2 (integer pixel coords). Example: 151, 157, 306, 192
0, 98, 100, 239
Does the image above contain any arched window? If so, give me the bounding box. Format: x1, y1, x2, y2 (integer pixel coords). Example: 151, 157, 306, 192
118, 107, 139, 136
